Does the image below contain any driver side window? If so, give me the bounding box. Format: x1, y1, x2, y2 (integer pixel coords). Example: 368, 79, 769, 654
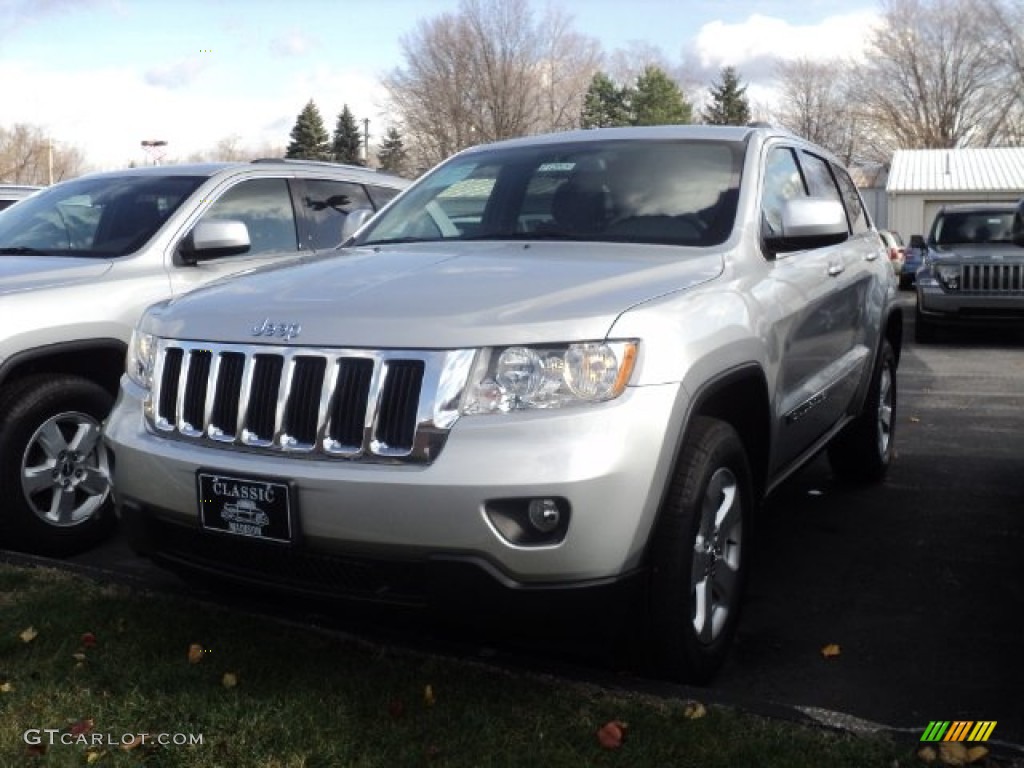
201, 178, 298, 256
761, 147, 808, 240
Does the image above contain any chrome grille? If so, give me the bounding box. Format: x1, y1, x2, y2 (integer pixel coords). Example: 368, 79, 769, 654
150, 341, 472, 463
961, 263, 1024, 293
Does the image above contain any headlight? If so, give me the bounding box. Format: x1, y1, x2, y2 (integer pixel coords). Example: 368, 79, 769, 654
463, 341, 637, 414
125, 329, 157, 390
935, 264, 960, 290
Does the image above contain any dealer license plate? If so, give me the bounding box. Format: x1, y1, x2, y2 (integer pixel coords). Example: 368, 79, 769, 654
198, 472, 293, 543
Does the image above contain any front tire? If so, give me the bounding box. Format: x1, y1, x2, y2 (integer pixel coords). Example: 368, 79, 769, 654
827, 340, 897, 483
0, 375, 115, 556
649, 417, 752, 684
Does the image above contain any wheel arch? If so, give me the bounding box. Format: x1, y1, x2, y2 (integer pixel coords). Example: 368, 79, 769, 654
0, 339, 127, 400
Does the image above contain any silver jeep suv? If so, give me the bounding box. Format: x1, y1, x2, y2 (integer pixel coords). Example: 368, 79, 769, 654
104, 125, 902, 682
0, 160, 407, 555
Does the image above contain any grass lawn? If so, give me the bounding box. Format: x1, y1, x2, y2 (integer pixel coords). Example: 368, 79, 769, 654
0, 561, 918, 767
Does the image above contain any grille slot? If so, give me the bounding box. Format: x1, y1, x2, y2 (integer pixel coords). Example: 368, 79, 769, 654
149, 341, 453, 463
376, 360, 424, 452
327, 358, 374, 451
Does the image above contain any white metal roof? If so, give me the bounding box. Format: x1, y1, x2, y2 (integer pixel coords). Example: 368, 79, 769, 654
887, 147, 1024, 193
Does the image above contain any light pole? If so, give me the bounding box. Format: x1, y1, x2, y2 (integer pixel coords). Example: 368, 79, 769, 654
141, 140, 168, 166
362, 118, 370, 165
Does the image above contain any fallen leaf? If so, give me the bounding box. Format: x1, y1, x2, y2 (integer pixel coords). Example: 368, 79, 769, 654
388, 699, 405, 719
1, 681, 13, 693
910, 416, 921, 423
596, 720, 627, 750
222, 672, 238, 689
682, 701, 707, 719
72, 652, 87, 662
187, 643, 204, 664
917, 745, 937, 764
820, 643, 841, 658
121, 735, 145, 752
86, 749, 105, 764
424, 684, 435, 706
80, 632, 97, 648
70, 718, 94, 737
965, 745, 989, 764
19, 626, 38, 643
938, 741, 969, 766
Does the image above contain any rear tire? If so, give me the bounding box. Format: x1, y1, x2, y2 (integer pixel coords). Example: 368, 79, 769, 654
828, 340, 896, 483
0, 375, 115, 556
648, 417, 752, 684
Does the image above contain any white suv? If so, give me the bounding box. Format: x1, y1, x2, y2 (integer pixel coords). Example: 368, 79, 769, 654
104, 125, 902, 682
0, 160, 407, 556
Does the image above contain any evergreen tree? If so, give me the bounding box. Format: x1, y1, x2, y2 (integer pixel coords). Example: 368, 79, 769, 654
580, 72, 631, 129
702, 66, 751, 126
631, 66, 692, 126
376, 126, 409, 176
285, 100, 331, 160
331, 104, 364, 165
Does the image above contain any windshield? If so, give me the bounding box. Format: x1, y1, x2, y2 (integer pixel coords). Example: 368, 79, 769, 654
0, 174, 205, 257
353, 139, 743, 249
933, 210, 1015, 246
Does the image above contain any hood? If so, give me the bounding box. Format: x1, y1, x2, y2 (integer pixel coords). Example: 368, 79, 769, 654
0, 255, 113, 295
930, 243, 1024, 263
148, 241, 723, 348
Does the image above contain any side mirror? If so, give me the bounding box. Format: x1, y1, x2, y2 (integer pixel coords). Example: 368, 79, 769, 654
763, 198, 848, 255
180, 219, 251, 264
340, 207, 375, 244
909, 234, 926, 249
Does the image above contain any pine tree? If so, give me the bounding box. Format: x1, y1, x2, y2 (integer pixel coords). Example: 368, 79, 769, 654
376, 126, 409, 176
331, 105, 364, 166
702, 67, 751, 126
285, 100, 331, 161
631, 66, 692, 126
580, 72, 631, 129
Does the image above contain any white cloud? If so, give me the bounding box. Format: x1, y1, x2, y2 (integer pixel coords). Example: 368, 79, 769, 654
693, 11, 878, 71
270, 29, 318, 57
143, 57, 210, 89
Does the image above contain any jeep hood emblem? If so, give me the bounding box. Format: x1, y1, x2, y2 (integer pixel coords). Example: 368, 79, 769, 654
251, 318, 302, 341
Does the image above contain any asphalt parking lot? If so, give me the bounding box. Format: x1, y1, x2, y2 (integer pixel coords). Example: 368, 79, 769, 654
33, 293, 1024, 751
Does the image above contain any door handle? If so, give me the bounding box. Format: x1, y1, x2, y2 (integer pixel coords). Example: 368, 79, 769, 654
827, 262, 844, 276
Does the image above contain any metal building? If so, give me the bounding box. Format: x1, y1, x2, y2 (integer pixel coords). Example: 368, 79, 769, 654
887, 147, 1024, 240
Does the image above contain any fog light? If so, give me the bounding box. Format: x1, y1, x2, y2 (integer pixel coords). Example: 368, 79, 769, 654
483, 497, 570, 546
528, 498, 561, 533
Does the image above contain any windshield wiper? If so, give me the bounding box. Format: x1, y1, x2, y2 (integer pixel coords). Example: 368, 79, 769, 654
0, 246, 49, 255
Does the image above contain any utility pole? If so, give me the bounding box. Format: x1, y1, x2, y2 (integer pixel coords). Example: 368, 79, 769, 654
362, 118, 370, 165
141, 139, 168, 166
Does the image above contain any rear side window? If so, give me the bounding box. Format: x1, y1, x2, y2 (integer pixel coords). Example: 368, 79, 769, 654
831, 164, 869, 234
300, 180, 372, 250
367, 184, 402, 209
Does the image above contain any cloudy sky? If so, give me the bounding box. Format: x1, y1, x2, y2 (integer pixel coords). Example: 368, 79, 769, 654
0, 0, 878, 171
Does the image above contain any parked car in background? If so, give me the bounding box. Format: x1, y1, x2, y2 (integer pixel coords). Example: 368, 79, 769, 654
878, 229, 905, 277
901, 233, 926, 289
0, 160, 408, 556
105, 124, 903, 683
0, 184, 43, 212
915, 201, 1024, 342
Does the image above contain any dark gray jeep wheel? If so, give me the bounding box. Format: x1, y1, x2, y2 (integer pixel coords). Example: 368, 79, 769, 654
0, 375, 115, 556
649, 417, 752, 684
827, 340, 897, 483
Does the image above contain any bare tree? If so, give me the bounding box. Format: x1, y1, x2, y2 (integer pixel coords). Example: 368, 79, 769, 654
981, 0, 1024, 144
852, 0, 1013, 152
384, 0, 600, 170
0, 124, 85, 184
772, 58, 866, 164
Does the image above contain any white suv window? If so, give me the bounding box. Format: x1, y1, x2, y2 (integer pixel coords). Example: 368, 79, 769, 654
201, 178, 298, 256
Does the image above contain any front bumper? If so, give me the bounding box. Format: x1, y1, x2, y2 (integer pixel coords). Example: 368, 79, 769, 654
916, 277, 1024, 324
104, 378, 687, 601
